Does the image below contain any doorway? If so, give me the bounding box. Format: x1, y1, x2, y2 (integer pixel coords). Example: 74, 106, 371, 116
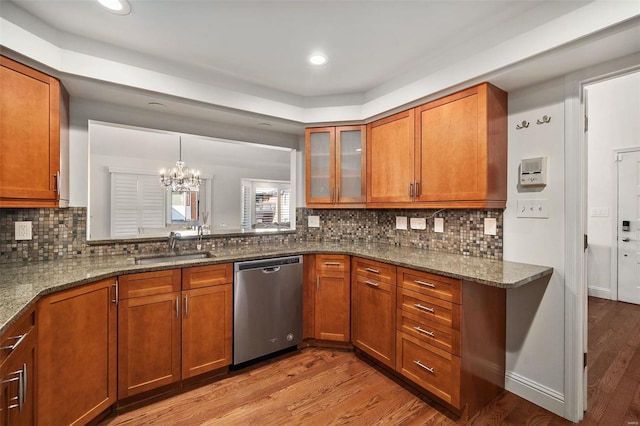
616, 149, 640, 304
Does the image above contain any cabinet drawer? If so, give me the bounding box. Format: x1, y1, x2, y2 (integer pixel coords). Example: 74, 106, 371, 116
397, 267, 460, 304
119, 269, 181, 299
352, 257, 396, 284
316, 254, 349, 277
182, 263, 233, 289
397, 309, 460, 356
398, 287, 460, 330
0, 308, 35, 364
396, 331, 461, 408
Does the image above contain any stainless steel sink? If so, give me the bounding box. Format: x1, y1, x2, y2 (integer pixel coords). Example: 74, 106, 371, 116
134, 252, 216, 265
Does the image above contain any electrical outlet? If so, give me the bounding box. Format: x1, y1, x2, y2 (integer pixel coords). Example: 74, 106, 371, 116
15, 221, 32, 240
396, 216, 407, 230
308, 215, 320, 228
484, 218, 497, 236
410, 217, 426, 230
434, 218, 444, 233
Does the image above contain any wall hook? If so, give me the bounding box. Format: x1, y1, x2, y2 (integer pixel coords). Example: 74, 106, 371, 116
536, 115, 551, 125
515, 120, 529, 130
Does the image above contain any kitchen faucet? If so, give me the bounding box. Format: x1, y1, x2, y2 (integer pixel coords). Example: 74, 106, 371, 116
168, 231, 178, 252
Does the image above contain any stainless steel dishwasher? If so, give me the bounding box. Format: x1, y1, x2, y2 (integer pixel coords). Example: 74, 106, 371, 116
233, 255, 303, 365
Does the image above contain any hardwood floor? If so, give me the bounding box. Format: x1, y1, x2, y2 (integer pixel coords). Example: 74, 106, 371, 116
100, 297, 640, 426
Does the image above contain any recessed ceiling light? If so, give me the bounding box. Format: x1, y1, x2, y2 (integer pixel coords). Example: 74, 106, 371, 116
148, 102, 166, 108
258, 122, 272, 127
97, 0, 131, 15
309, 54, 328, 66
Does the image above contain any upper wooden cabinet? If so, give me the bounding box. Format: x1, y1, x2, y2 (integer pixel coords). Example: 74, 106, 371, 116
306, 126, 366, 208
365, 82, 507, 208
0, 55, 69, 208
366, 109, 415, 204
414, 83, 507, 207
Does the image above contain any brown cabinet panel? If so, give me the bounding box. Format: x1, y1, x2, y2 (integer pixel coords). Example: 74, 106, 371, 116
0, 55, 67, 207
119, 269, 181, 298
396, 308, 460, 356
182, 284, 233, 378
366, 110, 415, 204
352, 257, 396, 285
397, 267, 461, 304
118, 292, 181, 398
396, 331, 461, 408
183, 263, 233, 289
351, 263, 396, 368
38, 278, 117, 426
314, 254, 350, 342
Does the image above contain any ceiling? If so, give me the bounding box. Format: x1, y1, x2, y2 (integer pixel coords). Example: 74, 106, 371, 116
2, 0, 640, 135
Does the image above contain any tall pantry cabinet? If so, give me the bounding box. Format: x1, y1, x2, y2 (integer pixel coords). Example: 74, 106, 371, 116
0, 55, 69, 208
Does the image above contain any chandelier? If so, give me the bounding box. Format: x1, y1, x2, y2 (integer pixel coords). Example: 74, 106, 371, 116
160, 137, 201, 192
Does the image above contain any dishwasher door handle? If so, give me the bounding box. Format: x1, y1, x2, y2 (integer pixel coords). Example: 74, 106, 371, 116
262, 266, 281, 274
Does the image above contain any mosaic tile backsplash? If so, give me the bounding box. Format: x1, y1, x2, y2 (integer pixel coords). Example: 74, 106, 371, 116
0, 207, 502, 264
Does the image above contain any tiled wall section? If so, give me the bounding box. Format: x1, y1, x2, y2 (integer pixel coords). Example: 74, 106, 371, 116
0, 207, 503, 264
298, 208, 503, 259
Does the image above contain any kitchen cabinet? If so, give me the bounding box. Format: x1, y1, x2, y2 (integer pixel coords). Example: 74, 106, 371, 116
366, 82, 507, 208
117, 269, 182, 399
182, 264, 233, 379
118, 264, 233, 398
0, 55, 69, 208
366, 110, 415, 204
0, 308, 36, 426
306, 126, 366, 208
314, 254, 350, 342
38, 278, 117, 426
395, 267, 505, 418
351, 257, 397, 368
413, 83, 507, 207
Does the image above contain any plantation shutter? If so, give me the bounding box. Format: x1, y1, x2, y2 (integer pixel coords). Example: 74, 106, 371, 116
140, 175, 165, 229
110, 173, 139, 238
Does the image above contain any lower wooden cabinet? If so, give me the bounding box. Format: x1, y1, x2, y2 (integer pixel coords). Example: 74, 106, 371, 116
118, 264, 233, 399
314, 254, 350, 342
351, 257, 397, 368
1, 308, 36, 426
38, 278, 117, 426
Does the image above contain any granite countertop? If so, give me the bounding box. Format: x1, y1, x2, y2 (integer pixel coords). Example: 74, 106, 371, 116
0, 242, 553, 335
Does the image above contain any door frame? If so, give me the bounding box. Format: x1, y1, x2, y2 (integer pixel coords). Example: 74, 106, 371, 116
564, 54, 640, 422
612, 147, 640, 302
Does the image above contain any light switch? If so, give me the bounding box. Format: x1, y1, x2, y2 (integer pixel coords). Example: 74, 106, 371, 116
410, 217, 426, 230
484, 218, 497, 236
434, 218, 444, 233
308, 215, 320, 228
15, 221, 32, 240
396, 216, 408, 230
517, 199, 549, 219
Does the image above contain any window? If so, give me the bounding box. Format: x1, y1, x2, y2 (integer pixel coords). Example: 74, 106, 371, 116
110, 172, 165, 238
240, 179, 291, 230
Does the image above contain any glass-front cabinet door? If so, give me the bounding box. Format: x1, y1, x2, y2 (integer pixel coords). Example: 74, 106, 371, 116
306, 127, 335, 204
336, 126, 365, 203
305, 125, 365, 207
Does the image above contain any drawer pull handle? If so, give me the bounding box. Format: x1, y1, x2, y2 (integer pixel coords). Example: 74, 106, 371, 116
365, 267, 380, 274
414, 360, 435, 374
414, 280, 436, 288
414, 304, 435, 313
365, 280, 379, 288
324, 262, 341, 266
0, 334, 27, 352
414, 326, 435, 337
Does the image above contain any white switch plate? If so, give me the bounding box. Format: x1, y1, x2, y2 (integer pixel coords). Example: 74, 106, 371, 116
308, 215, 320, 228
484, 218, 497, 236
517, 199, 549, 219
396, 216, 407, 230
410, 217, 426, 230
434, 218, 444, 233
15, 221, 32, 240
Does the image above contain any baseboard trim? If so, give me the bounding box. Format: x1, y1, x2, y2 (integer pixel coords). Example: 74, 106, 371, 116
588, 286, 612, 299
505, 370, 565, 417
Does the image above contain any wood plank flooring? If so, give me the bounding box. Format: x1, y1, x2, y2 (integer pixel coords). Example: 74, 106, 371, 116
100, 297, 640, 426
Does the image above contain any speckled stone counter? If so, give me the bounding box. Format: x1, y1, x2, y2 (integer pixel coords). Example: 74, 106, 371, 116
0, 242, 552, 334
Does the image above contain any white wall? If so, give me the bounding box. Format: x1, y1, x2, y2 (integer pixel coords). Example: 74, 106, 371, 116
586, 71, 640, 299
503, 77, 567, 414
